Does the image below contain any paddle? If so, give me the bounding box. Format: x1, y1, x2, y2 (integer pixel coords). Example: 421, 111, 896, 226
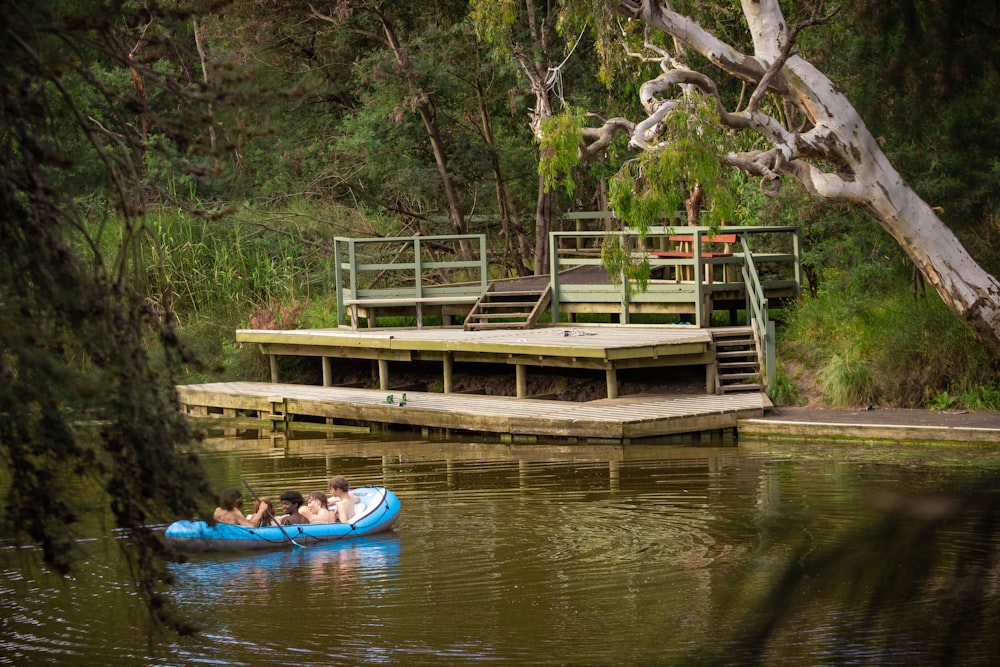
241, 478, 306, 549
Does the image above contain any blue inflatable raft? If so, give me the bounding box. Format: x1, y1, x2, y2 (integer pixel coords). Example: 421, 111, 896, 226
165, 486, 401, 552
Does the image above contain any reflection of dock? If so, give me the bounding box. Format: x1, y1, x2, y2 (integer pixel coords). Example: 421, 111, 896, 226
178, 380, 769, 443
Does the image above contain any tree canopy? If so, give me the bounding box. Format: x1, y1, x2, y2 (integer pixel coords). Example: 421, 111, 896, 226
573, 0, 1000, 351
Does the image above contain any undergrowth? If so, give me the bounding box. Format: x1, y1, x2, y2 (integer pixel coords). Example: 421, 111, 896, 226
779, 280, 999, 410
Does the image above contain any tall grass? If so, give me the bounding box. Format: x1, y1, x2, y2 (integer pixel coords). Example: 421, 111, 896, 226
780, 280, 999, 409
82, 202, 349, 382
819, 354, 876, 407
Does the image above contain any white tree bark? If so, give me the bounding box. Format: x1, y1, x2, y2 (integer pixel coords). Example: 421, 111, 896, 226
612, 0, 1000, 351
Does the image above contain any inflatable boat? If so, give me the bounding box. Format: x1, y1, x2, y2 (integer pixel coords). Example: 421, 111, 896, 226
165, 486, 401, 552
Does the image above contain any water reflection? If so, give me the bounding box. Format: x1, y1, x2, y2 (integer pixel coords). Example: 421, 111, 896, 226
171, 534, 401, 602
3, 430, 1000, 665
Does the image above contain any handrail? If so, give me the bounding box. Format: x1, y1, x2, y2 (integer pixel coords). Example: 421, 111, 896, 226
549, 225, 799, 329
335, 234, 488, 326
740, 233, 775, 391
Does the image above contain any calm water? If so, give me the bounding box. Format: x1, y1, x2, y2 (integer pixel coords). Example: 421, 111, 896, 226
4, 429, 1000, 666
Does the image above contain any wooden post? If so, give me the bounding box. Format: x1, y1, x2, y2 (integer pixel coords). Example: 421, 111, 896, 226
515, 364, 527, 398
269, 354, 279, 383
605, 364, 618, 399
322, 357, 333, 387
378, 358, 390, 391
443, 352, 454, 394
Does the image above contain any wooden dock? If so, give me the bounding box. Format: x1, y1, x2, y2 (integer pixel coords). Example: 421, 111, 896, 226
182, 323, 776, 442
177, 381, 771, 443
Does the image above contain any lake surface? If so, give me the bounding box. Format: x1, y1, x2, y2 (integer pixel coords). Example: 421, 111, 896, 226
4, 429, 1000, 665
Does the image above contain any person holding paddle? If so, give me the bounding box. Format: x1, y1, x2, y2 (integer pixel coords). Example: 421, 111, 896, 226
214, 488, 270, 527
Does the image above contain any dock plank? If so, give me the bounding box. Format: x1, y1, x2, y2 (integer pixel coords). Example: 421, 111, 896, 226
178, 382, 769, 441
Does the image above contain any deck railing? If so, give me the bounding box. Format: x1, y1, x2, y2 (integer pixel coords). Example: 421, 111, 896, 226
549, 224, 801, 388
334, 234, 488, 326
549, 226, 800, 319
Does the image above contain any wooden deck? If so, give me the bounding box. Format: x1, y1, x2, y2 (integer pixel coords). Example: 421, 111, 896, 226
235, 324, 720, 399
178, 381, 771, 443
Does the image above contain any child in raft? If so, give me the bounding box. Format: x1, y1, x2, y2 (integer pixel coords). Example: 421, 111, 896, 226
327, 475, 357, 523
300, 491, 337, 523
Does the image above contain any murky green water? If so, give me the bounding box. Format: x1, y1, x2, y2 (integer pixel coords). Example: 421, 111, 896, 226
4, 429, 1000, 665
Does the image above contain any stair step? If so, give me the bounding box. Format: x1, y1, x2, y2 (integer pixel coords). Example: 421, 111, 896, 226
477, 301, 539, 309
719, 361, 759, 369
466, 312, 533, 320
720, 372, 760, 381
716, 339, 755, 348
484, 290, 544, 298
721, 383, 763, 393
717, 350, 756, 358
465, 322, 530, 330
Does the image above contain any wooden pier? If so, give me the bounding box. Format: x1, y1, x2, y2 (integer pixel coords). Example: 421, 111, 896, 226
176, 223, 802, 443
175, 323, 774, 442
177, 381, 771, 443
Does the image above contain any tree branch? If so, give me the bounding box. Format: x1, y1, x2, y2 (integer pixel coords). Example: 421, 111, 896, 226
745, 3, 840, 113
580, 116, 634, 160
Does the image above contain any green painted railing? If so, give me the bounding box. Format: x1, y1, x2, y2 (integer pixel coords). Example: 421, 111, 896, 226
549, 224, 801, 388
332, 226, 800, 390
334, 234, 488, 325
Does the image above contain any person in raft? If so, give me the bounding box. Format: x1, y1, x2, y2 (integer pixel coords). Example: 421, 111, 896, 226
301, 491, 337, 523
248, 496, 277, 526
214, 488, 270, 527
327, 475, 357, 523
276, 490, 311, 526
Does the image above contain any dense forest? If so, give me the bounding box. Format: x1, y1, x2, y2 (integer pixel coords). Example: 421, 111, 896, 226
1, 0, 998, 624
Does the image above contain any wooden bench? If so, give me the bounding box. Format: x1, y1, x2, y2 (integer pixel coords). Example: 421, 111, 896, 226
651, 233, 738, 283
345, 295, 480, 330
668, 233, 738, 247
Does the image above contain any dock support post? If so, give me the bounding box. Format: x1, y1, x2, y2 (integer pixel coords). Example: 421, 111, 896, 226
322, 357, 333, 387
605, 365, 618, 399
443, 352, 454, 394
269, 354, 279, 383
515, 364, 527, 398
378, 358, 390, 391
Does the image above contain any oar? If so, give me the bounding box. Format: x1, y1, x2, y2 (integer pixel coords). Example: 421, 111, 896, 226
241, 478, 306, 549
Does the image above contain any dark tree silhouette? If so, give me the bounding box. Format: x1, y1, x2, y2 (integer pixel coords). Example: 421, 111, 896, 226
0, 0, 222, 631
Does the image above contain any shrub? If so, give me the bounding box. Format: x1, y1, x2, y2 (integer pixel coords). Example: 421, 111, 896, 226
819, 354, 877, 408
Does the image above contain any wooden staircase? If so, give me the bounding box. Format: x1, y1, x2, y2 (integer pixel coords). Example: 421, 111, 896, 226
711, 327, 763, 393
464, 284, 551, 331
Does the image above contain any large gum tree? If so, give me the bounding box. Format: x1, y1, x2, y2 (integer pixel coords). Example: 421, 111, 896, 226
585, 0, 1000, 352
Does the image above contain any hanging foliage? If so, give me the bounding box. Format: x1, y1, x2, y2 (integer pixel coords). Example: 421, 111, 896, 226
609, 94, 738, 236
600, 95, 737, 300
538, 106, 587, 197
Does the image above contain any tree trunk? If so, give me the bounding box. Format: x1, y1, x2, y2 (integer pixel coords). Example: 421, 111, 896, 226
375, 8, 468, 253
475, 77, 531, 276
853, 163, 1000, 349
534, 175, 553, 275
416, 104, 468, 240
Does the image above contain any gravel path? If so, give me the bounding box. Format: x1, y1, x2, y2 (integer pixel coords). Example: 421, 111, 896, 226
764, 406, 1000, 431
